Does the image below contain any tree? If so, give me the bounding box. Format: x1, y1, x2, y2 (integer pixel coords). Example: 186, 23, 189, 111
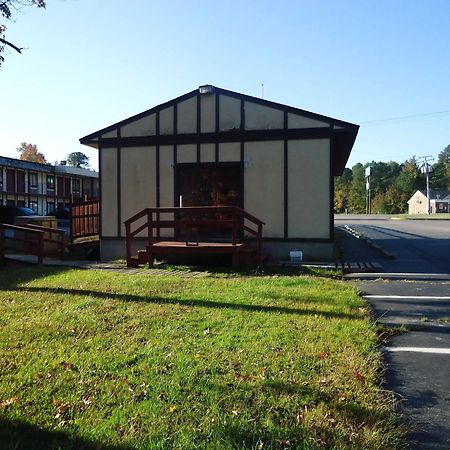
349, 163, 366, 213
334, 168, 352, 213
17, 142, 47, 163
432, 144, 450, 190
0, 0, 46, 66
67, 152, 89, 168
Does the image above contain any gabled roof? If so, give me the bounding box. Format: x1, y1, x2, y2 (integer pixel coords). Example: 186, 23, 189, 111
408, 190, 450, 203
80, 85, 359, 174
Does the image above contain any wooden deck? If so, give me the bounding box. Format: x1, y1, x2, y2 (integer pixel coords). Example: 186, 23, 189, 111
124, 206, 264, 268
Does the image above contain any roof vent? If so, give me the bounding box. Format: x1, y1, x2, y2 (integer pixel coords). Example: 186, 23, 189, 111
199, 85, 214, 95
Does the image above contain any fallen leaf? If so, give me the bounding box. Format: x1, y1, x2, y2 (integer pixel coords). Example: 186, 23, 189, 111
169, 405, 177, 413
1, 397, 19, 408
353, 370, 365, 382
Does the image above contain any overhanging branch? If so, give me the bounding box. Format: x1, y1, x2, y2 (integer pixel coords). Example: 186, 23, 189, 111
0, 36, 22, 53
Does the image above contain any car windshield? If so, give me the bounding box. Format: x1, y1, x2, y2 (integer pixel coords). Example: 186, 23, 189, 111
16, 207, 39, 216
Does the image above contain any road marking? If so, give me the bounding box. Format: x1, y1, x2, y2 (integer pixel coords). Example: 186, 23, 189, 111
384, 347, 450, 354
365, 295, 450, 300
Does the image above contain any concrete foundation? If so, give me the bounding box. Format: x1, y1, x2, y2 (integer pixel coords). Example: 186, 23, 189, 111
100, 238, 335, 263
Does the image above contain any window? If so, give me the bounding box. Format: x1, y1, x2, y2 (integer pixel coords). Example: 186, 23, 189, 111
46, 202, 55, 215
46, 175, 55, 190
29, 201, 38, 213
29, 172, 38, 188
0, 169, 3, 191
72, 178, 81, 195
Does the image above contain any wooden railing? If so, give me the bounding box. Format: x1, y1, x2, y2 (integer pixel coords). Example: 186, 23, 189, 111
124, 206, 264, 266
0, 223, 66, 265
0, 224, 44, 264
71, 200, 99, 240
22, 224, 66, 258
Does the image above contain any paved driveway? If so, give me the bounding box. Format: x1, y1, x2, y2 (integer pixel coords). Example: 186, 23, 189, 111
336, 215, 450, 450
335, 214, 450, 274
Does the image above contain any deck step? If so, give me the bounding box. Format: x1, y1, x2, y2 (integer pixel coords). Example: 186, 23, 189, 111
137, 249, 148, 264
128, 256, 140, 268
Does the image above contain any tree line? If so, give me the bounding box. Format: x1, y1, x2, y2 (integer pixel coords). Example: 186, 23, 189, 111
16, 142, 90, 168
334, 144, 450, 214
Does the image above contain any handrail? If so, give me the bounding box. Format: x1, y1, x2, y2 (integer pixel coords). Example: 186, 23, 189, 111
0, 224, 45, 264
22, 224, 66, 259
124, 206, 265, 266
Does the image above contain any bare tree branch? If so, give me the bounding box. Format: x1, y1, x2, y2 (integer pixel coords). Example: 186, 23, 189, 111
0, 36, 22, 53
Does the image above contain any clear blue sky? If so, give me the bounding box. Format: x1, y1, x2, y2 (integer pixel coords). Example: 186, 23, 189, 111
1, 0, 449, 171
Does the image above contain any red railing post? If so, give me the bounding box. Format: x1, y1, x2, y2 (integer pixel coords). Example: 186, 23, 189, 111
147, 209, 153, 247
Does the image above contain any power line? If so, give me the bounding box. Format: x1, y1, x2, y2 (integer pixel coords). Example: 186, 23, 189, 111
360, 109, 450, 126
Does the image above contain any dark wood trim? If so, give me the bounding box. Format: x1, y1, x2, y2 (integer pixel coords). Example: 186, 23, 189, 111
79, 85, 358, 144
329, 129, 335, 242
117, 131, 122, 238
90, 127, 334, 148
156, 145, 160, 208
156, 111, 160, 136
283, 111, 288, 239
98, 146, 103, 238
173, 145, 178, 207
240, 99, 245, 130
215, 143, 219, 162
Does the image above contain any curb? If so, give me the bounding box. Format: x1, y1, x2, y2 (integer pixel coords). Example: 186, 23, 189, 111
343, 225, 396, 260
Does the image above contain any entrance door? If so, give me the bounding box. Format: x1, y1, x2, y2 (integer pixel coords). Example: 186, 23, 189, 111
177, 163, 242, 208
176, 163, 243, 239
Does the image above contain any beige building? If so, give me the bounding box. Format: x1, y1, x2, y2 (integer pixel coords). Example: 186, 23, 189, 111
407, 190, 450, 214
80, 85, 358, 261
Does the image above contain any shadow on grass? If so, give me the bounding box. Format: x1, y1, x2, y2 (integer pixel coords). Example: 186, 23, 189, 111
12, 286, 360, 320
0, 419, 132, 450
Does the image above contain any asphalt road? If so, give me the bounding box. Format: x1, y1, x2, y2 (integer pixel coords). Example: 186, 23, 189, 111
336, 215, 450, 450
335, 214, 450, 274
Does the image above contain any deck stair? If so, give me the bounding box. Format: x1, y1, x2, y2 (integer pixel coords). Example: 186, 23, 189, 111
124, 206, 264, 268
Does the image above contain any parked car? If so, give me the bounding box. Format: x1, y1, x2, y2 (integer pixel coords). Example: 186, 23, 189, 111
48, 206, 71, 236
0, 205, 42, 225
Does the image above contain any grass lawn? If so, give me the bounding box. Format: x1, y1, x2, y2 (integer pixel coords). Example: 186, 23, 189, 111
0, 266, 404, 449
392, 213, 450, 220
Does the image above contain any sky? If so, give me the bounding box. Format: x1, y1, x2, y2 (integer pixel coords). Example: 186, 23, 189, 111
1, 0, 449, 171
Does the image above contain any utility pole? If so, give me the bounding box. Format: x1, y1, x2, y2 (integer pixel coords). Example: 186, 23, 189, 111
365, 166, 371, 215
417, 155, 434, 214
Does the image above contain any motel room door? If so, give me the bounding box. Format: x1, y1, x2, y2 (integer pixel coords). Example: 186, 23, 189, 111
175, 163, 243, 239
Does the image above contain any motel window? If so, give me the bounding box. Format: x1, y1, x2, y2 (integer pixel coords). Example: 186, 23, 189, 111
0, 169, 3, 190
72, 178, 81, 196
46, 202, 55, 215
30, 201, 38, 213
29, 172, 38, 188
46, 175, 55, 191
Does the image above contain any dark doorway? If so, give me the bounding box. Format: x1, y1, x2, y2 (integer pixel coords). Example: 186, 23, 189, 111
176, 163, 242, 208
175, 163, 243, 240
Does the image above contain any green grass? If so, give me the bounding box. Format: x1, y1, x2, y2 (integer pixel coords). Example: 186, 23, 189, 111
0, 267, 404, 449
392, 213, 450, 220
